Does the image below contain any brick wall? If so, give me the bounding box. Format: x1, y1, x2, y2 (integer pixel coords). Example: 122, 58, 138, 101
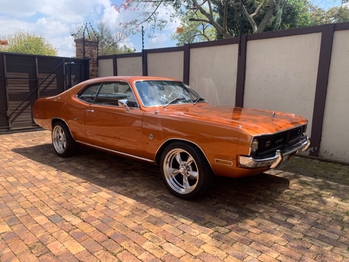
75, 38, 98, 78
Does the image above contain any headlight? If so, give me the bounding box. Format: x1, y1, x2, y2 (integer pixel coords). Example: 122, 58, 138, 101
251, 138, 259, 155
303, 124, 307, 133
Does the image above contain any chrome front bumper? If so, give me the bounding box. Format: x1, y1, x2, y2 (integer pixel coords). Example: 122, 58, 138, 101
239, 136, 311, 169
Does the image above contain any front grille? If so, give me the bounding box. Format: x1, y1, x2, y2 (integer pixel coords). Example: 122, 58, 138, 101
254, 125, 306, 158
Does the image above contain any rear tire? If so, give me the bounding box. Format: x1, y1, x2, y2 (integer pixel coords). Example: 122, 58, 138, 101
160, 142, 213, 199
52, 121, 79, 157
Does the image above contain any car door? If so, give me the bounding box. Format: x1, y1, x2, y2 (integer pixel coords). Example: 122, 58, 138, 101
83, 82, 144, 157
68, 83, 101, 142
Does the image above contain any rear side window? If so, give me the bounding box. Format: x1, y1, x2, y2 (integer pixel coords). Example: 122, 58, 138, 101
78, 84, 100, 103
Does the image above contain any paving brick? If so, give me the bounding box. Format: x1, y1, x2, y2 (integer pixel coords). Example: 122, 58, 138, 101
197, 251, 224, 262
177, 240, 202, 257
161, 242, 187, 258
17, 251, 41, 262
127, 231, 148, 246
299, 256, 317, 262
28, 241, 49, 257
0, 250, 20, 262
100, 238, 123, 254
109, 231, 129, 244
5, 216, 21, 226
160, 230, 182, 246
62, 238, 85, 255
1, 131, 349, 261
120, 240, 146, 257
143, 232, 167, 246
272, 243, 303, 260
57, 252, 79, 262
309, 244, 344, 261
36, 231, 55, 245
250, 241, 279, 258
226, 231, 253, 246
116, 250, 140, 262
80, 237, 103, 253
160, 214, 182, 226
0, 223, 12, 234
257, 253, 279, 262
47, 241, 68, 256
137, 251, 158, 261
161, 223, 183, 237
94, 249, 119, 262
74, 250, 99, 262
142, 241, 167, 258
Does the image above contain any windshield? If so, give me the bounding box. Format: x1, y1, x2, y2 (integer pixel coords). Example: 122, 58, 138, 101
135, 80, 205, 107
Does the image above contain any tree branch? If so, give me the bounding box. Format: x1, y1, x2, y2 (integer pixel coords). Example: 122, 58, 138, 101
192, 0, 232, 38
250, 0, 265, 18
207, 0, 213, 17
189, 18, 211, 23
223, 0, 229, 34
242, 3, 258, 33
257, 0, 276, 33
137, 1, 163, 26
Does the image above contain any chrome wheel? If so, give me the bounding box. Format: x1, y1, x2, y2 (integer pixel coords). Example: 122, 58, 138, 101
52, 122, 78, 157
52, 125, 67, 154
162, 148, 200, 195
160, 142, 213, 199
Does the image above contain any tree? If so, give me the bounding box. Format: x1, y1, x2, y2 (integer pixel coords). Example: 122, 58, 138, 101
0, 32, 57, 56
113, 0, 304, 40
96, 22, 135, 55
214, 0, 313, 38
310, 5, 349, 25
267, 0, 313, 30
171, 10, 217, 45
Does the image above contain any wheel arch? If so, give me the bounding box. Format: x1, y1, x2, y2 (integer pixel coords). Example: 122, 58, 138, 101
154, 138, 216, 175
51, 118, 76, 140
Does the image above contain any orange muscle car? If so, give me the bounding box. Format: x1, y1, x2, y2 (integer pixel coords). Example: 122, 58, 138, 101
33, 76, 310, 199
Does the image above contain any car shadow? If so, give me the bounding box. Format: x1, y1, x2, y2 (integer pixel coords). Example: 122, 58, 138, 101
13, 144, 292, 230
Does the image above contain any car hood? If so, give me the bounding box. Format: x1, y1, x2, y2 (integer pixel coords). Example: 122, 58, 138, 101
159, 105, 307, 136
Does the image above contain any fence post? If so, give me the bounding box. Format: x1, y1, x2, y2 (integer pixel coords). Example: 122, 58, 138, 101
235, 34, 247, 108
309, 24, 335, 157
142, 49, 148, 76
183, 44, 190, 85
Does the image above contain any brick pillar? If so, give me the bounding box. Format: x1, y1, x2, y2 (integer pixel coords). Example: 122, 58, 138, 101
75, 38, 98, 78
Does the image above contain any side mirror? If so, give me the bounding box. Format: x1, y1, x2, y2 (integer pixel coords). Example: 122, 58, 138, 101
118, 99, 130, 111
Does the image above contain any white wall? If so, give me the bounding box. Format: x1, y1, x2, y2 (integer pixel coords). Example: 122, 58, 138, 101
147, 51, 184, 80
98, 59, 113, 77
243, 33, 322, 137
189, 44, 238, 106
117, 56, 142, 76
320, 30, 349, 162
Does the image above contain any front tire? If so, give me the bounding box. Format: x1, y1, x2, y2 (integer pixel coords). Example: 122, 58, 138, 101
160, 142, 213, 199
52, 121, 79, 157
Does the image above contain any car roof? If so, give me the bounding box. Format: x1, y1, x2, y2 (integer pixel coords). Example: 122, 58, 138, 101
81, 76, 180, 85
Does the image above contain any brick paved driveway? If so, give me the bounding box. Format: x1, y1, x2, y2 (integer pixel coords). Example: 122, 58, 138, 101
0, 130, 348, 262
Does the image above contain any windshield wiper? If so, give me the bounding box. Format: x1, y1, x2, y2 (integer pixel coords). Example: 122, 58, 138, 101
163, 97, 186, 108
193, 97, 205, 105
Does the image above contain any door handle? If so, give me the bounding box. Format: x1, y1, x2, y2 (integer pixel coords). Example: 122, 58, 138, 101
86, 109, 94, 113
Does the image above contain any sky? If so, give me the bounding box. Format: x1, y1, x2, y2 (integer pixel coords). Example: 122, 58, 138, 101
0, 0, 344, 57
0, 0, 181, 57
